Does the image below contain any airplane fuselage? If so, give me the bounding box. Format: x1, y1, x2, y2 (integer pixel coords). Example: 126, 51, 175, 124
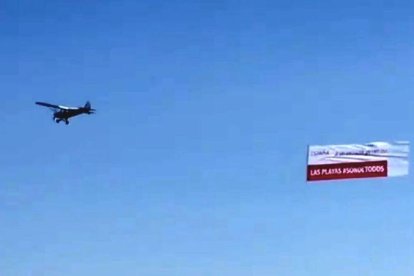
53, 108, 92, 124
54, 109, 83, 119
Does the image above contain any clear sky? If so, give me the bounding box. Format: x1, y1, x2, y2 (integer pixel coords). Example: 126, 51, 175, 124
2, 0, 414, 275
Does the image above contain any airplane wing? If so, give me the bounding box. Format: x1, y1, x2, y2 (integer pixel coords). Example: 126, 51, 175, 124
36, 102, 72, 110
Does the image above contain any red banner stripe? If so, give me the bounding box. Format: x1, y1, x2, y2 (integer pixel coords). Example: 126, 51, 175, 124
307, 160, 388, 181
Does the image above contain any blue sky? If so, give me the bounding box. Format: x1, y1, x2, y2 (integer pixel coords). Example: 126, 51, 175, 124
2, 0, 414, 275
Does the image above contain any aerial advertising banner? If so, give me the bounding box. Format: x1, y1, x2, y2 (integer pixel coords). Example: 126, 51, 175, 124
307, 141, 409, 182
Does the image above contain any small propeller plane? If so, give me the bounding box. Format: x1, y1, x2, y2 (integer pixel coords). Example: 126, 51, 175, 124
36, 101, 96, 125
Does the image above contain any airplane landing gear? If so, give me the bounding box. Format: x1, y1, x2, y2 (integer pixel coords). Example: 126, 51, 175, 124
53, 118, 69, 125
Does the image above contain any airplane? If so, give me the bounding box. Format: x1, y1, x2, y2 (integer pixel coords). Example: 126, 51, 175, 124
36, 101, 96, 125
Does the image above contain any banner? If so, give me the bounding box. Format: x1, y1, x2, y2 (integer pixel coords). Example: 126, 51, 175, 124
307, 141, 409, 181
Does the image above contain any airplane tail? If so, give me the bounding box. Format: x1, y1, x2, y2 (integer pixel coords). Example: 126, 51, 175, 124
84, 101, 96, 114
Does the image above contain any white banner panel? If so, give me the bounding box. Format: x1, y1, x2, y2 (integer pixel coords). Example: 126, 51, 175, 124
307, 141, 409, 181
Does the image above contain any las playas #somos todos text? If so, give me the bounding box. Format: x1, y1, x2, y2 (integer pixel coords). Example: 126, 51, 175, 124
310, 165, 385, 176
